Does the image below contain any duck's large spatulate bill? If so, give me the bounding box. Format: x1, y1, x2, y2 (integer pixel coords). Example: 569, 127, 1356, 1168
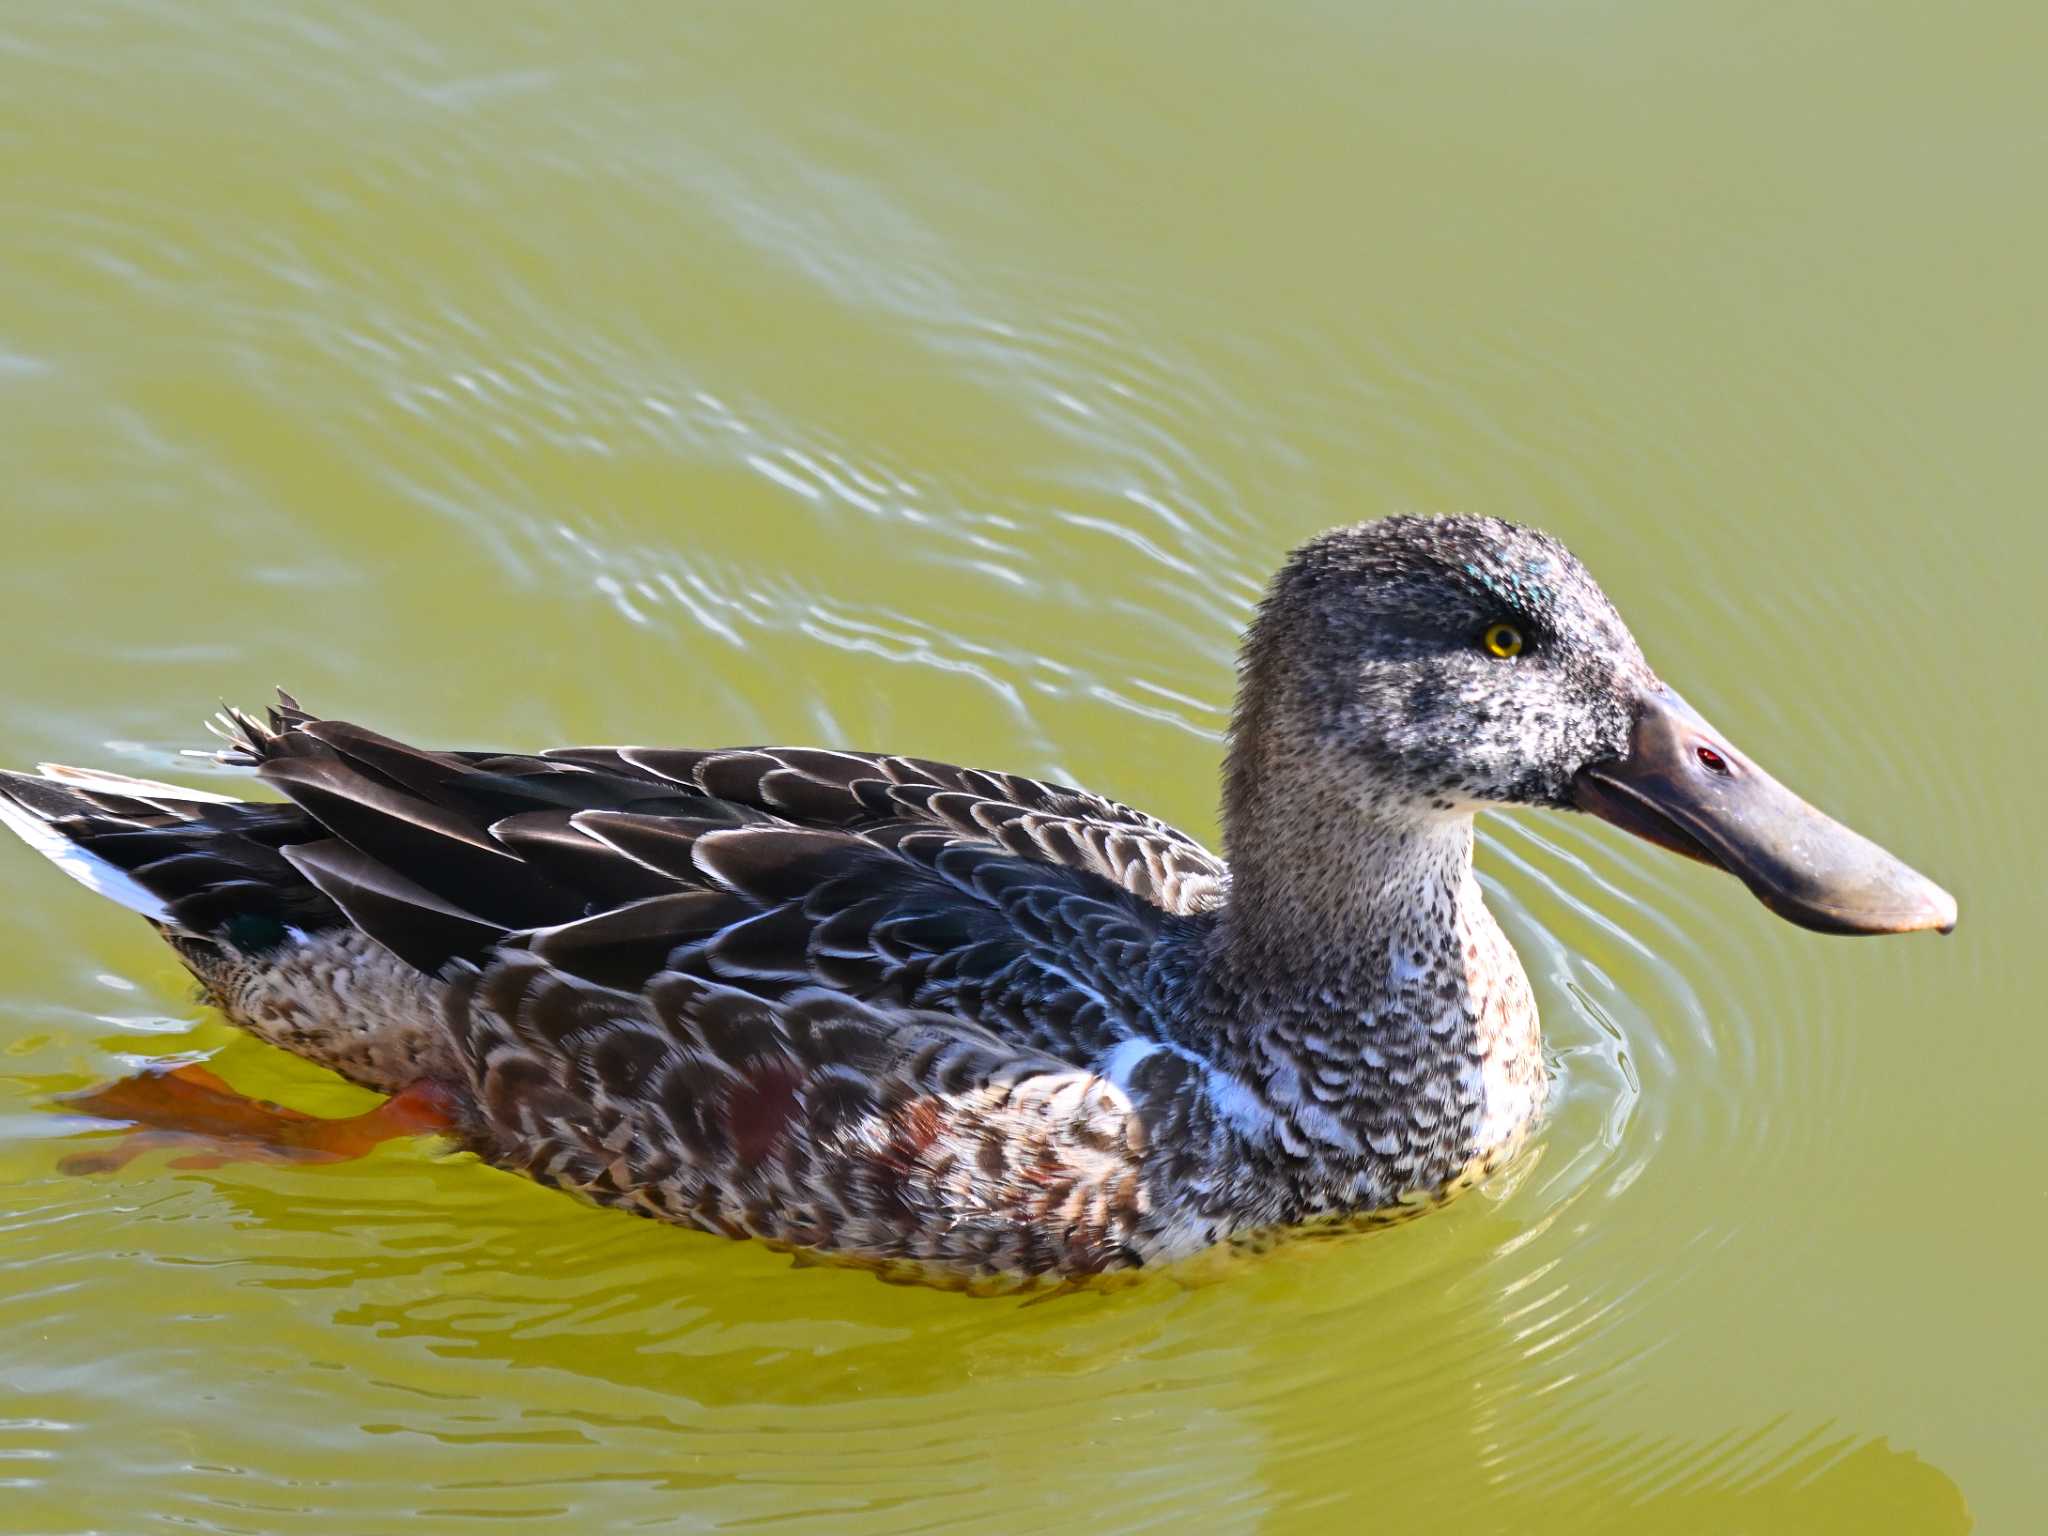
1570, 688, 1957, 936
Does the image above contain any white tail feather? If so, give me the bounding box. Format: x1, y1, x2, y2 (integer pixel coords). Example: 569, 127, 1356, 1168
35, 763, 241, 805
0, 790, 175, 923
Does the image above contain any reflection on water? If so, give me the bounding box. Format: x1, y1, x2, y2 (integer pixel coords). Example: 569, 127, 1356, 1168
2, 0, 2037, 1529
0, 1077, 1976, 1531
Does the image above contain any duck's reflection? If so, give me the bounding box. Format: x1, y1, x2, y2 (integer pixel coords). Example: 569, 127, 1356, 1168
152, 1136, 1963, 1533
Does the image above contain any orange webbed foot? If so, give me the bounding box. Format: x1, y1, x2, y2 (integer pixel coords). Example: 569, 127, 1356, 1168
57, 1063, 461, 1176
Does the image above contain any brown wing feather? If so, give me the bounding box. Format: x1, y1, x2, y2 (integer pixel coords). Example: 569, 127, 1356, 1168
206, 699, 1218, 1063
544, 742, 1229, 915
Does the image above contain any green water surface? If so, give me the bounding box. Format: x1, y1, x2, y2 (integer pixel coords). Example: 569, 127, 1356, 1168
1, 3, 2040, 1531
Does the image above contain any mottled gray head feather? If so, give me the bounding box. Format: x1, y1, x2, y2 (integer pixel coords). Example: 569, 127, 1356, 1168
1230, 515, 1657, 817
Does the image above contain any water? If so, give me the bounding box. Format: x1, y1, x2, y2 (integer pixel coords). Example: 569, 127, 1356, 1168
0, 2, 2038, 1530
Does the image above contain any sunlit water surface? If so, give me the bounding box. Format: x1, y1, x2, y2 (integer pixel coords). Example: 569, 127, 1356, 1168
1, 3, 2039, 1531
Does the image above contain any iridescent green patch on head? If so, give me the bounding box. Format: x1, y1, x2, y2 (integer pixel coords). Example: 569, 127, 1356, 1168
1462, 555, 1558, 620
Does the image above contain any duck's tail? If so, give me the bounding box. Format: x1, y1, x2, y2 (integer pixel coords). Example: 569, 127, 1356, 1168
0, 759, 338, 948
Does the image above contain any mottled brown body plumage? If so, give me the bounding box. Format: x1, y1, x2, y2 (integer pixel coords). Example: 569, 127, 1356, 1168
11, 515, 1945, 1287
183, 928, 459, 1088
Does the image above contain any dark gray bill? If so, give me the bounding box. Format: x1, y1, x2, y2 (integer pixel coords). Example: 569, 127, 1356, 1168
1570, 688, 1957, 936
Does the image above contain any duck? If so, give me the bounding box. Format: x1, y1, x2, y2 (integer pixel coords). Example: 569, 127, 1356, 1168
0, 516, 1955, 1287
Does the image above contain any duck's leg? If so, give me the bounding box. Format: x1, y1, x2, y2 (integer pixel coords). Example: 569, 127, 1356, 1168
56, 1061, 459, 1175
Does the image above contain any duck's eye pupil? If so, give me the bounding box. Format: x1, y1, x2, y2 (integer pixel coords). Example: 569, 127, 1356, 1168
1483, 623, 1524, 659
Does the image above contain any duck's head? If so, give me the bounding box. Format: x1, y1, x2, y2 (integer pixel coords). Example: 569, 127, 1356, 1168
1235, 514, 1955, 935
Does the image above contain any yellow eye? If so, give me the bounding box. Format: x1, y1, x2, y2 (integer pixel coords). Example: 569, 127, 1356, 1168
1482, 622, 1524, 659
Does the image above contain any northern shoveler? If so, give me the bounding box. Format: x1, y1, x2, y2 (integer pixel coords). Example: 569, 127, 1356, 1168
0, 516, 1955, 1287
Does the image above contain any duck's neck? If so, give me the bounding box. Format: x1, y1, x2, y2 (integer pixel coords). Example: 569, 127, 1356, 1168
1214, 752, 1479, 1006
1191, 735, 1543, 1209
